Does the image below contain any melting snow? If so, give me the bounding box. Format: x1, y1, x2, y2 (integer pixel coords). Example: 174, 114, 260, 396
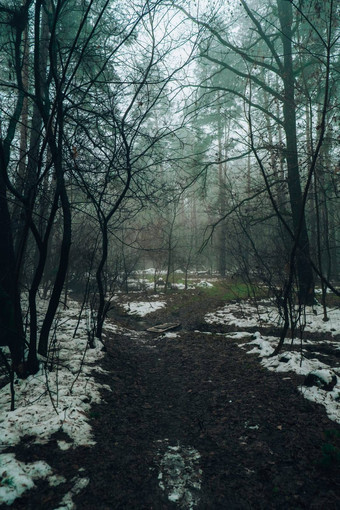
249, 337, 340, 423
0, 299, 107, 506
303, 307, 340, 333
0, 454, 65, 505
1, 293, 339, 506
155, 440, 202, 509
197, 281, 213, 288
122, 301, 166, 316
205, 301, 281, 328
205, 301, 340, 336
54, 472, 89, 510
163, 332, 178, 339
205, 302, 340, 424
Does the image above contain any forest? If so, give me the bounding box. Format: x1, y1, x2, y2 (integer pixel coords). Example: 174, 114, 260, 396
0, 0, 339, 508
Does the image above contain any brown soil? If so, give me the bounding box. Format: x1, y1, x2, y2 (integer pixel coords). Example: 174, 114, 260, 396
4, 291, 340, 509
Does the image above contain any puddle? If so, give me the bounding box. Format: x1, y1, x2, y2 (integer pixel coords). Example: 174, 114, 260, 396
155, 440, 202, 508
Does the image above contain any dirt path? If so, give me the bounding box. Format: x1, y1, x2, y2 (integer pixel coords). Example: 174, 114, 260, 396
7, 297, 339, 510
71, 323, 339, 510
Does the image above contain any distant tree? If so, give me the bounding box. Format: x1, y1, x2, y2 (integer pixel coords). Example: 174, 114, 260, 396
176, 0, 339, 306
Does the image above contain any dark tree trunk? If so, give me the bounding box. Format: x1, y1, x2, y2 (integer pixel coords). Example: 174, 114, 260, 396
278, 0, 315, 305
37, 156, 72, 357
95, 219, 108, 343
38, 182, 72, 357
217, 98, 227, 277
27, 191, 59, 372
0, 166, 25, 374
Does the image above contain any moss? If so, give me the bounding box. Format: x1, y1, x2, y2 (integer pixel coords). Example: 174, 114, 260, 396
198, 281, 267, 302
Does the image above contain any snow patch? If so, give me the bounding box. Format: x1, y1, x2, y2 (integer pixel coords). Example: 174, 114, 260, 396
226, 331, 254, 340
155, 440, 202, 508
300, 386, 340, 423
163, 332, 178, 339
206, 300, 340, 424
57, 440, 72, 451
0, 454, 65, 505
54, 472, 89, 510
240, 335, 340, 423
0, 299, 107, 506
304, 369, 337, 391
205, 301, 340, 336
122, 301, 166, 316
303, 306, 340, 334
205, 301, 281, 328
197, 281, 213, 288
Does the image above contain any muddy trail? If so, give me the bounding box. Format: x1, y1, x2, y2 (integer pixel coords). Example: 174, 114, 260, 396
73, 300, 339, 510
9, 295, 340, 509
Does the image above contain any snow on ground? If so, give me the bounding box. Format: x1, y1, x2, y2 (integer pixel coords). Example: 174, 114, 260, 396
163, 332, 179, 339
196, 281, 213, 288
205, 300, 340, 336
0, 295, 178, 506
0, 455, 65, 506
122, 301, 166, 316
54, 471, 90, 510
0, 300, 107, 507
303, 306, 340, 334
103, 321, 141, 340
1, 291, 338, 506
211, 296, 340, 334
172, 283, 186, 290
125, 269, 214, 293
138, 268, 164, 275
155, 439, 202, 509
204, 301, 340, 424
243, 333, 340, 424
205, 300, 282, 328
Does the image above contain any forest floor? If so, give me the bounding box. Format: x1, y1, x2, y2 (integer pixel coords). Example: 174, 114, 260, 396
1, 286, 340, 509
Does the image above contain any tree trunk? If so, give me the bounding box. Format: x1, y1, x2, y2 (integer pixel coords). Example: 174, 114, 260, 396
277, 0, 314, 305
217, 97, 227, 276
0, 167, 25, 374
95, 219, 108, 343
